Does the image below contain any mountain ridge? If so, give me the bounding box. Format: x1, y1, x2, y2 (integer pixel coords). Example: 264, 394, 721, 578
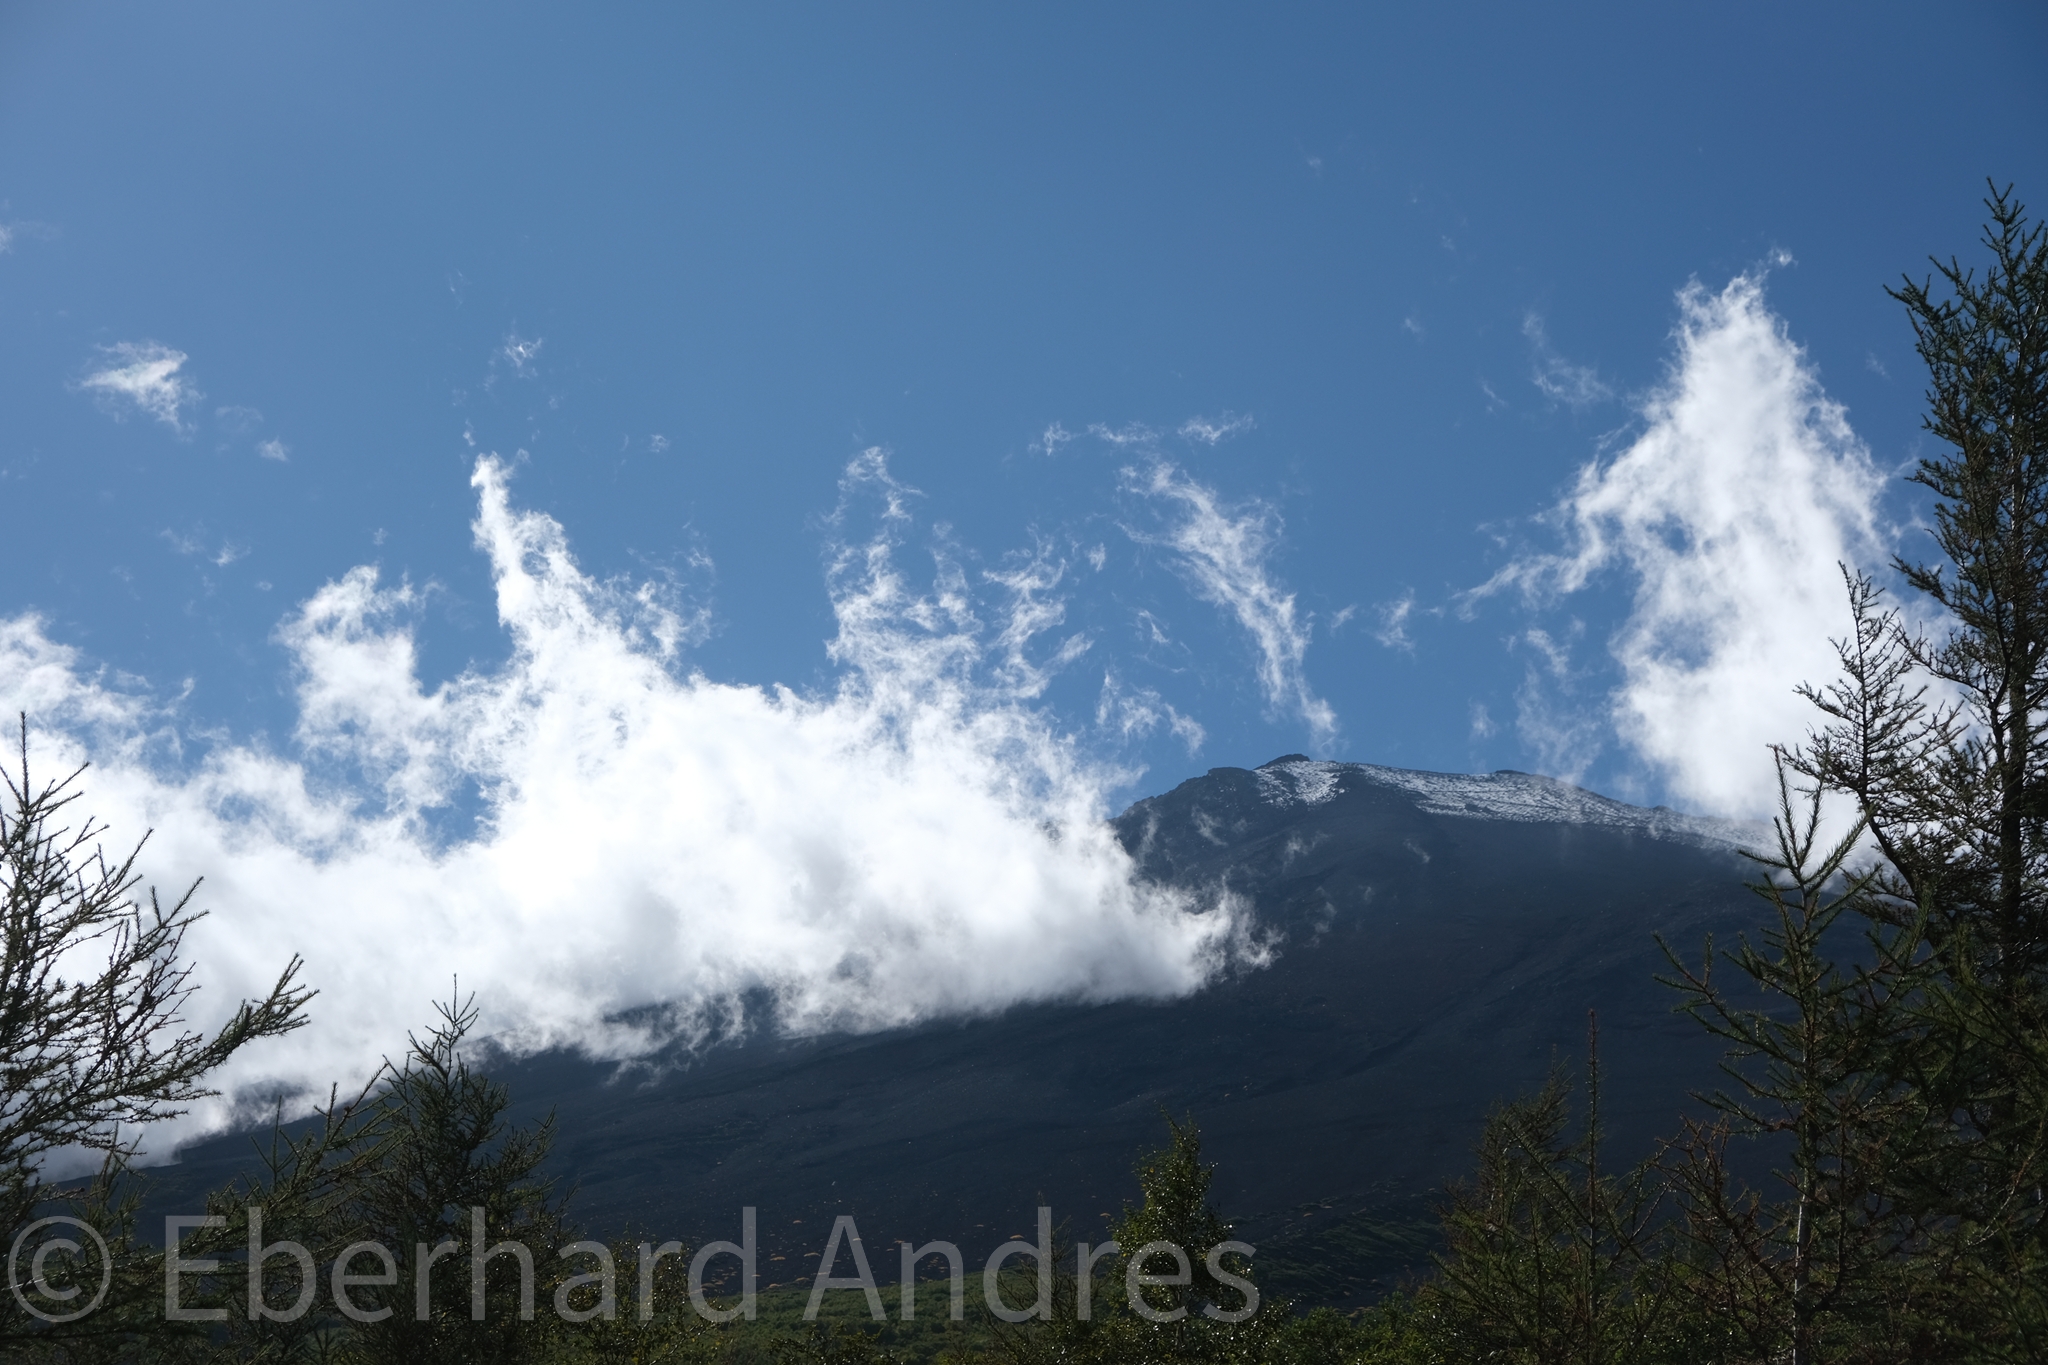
151, 755, 1771, 1303
1240, 754, 1758, 850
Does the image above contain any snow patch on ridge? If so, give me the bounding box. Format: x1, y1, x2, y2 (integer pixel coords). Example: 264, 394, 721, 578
1255, 757, 1760, 851
1255, 759, 1342, 807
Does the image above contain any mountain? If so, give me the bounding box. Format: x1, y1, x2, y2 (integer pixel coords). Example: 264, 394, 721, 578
156, 757, 1767, 1302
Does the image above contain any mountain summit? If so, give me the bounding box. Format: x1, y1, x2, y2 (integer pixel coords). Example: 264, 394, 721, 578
1130, 754, 1757, 860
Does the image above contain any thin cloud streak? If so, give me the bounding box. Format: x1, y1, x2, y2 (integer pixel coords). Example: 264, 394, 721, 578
1374, 593, 1416, 651
1123, 461, 1338, 752
1178, 412, 1254, 446
1096, 672, 1206, 755
1523, 313, 1612, 409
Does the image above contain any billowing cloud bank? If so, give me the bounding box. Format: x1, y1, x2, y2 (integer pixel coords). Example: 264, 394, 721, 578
2, 455, 1252, 1159
1480, 272, 1890, 817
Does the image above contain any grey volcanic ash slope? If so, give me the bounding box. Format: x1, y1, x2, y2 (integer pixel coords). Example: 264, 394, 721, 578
162, 757, 1765, 1290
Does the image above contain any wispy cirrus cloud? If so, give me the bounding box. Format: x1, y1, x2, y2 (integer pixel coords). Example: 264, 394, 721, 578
1122, 460, 1338, 751
1088, 421, 1156, 448
500, 331, 543, 377
0, 220, 57, 254
1373, 592, 1416, 651
215, 404, 264, 435
1096, 672, 1206, 754
162, 527, 248, 567
1523, 313, 1612, 409
1508, 624, 1603, 786
1178, 412, 1254, 446
1031, 422, 1075, 455
78, 341, 201, 432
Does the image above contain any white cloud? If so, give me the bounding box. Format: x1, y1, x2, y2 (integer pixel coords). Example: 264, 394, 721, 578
500, 332, 543, 377
1032, 422, 1074, 456
258, 438, 289, 462
78, 342, 201, 432
1123, 461, 1338, 750
1, 456, 1255, 1161
982, 539, 1093, 700
216, 405, 264, 435
1514, 671, 1604, 785
0, 220, 57, 253
1374, 592, 1415, 651
649, 434, 670, 454
1178, 412, 1254, 446
1088, 422, 1156, 448
1506, 625, 1602, 785
1476, 273, 1888, 816
161, 528, 246, 568
1096, 673, 1206, 754
1523, 313, 1612, 409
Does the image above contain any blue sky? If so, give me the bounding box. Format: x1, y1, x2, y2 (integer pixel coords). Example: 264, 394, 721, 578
3, 3, 2045, 1116
5, 2, 2042, 801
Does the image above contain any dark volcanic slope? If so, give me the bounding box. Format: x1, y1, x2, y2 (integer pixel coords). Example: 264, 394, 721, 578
157, 757, 1765, 1295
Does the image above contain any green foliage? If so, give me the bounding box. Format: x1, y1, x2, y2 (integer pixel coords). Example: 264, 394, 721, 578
1655, 766, 1956, 1363
275, 992, 716, 1364
957, 1114, 1335, 1365
767, 1319, 908, 1364
331, 990, 570, 1363
1113, 1114, 1245, 1326
1869, 180, 2048, 1355
0, 747, 715, 1365
1737, 179, 2047, 1361
0, 718, 314, 1361
1426, 1034, 1678, 1365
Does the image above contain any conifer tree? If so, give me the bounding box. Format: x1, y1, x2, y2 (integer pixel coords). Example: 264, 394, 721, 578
1795, 181, 2048, 1357
333, 991, 573, 1364
1657, 765, 1949, 1364
975, 1115, 1291, 1365
1657, 183, 2048, 1363
0, 719, 312, 1357
1424, 1021, 1675, 1365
